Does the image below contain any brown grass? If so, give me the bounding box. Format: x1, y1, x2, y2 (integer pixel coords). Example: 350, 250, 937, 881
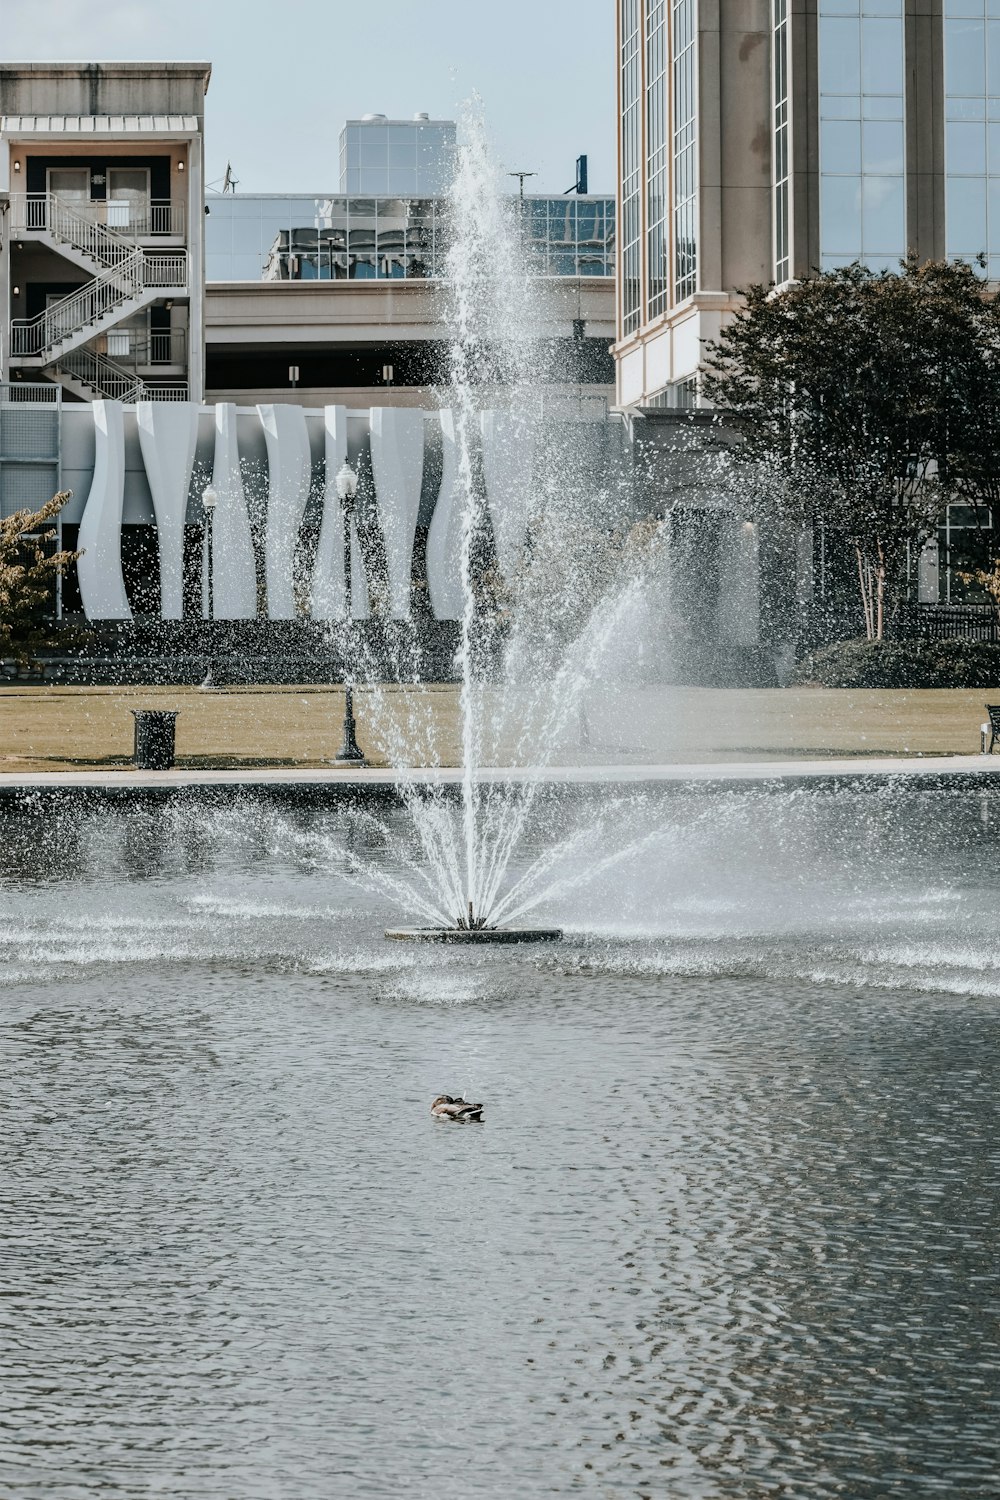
0, 682, 994, 772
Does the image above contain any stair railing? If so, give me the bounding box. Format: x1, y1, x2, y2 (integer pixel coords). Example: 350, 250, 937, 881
10, 192, 136, 272
10, 253, 145, 357
57, 347, 147, 403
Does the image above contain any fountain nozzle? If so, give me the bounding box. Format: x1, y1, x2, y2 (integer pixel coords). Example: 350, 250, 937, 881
457, 899, 488, 932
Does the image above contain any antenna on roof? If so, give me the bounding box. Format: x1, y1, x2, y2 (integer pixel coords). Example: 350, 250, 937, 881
223, 161, 239, 194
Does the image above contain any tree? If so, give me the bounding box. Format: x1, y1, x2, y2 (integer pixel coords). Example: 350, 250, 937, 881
703, 258, 999, 640
0, 491, 82, 663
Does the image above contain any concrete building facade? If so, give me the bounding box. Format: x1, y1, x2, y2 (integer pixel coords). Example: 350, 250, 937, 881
0, 62, 210, 407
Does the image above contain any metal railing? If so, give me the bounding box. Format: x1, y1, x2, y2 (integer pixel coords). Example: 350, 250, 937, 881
13, 193, 141, 272
10, 252, 187, 359
57, 347, 145, 403
140, 384, 189, 401
909, 603, 1000, 643
54, 349, 188, 404
11, 254, 145, 355
142, 255, 188, 289
98, 328, 187, 367
11, 192, 185, 241
0, 382, 61, 405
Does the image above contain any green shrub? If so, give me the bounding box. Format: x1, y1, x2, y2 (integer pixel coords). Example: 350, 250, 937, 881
792, 636, 1000, 688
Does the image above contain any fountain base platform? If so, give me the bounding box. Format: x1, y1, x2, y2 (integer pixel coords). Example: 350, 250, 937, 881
385, 926, 562, 945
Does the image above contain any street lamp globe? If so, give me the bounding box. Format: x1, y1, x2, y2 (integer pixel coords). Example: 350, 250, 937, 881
202, 484, 218, 511
335, 462, 358, 502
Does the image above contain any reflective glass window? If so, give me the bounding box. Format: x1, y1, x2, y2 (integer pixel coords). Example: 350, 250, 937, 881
820, 18, 862, 94
947, 20, 986, 93
946, 3, 1000, 259
947, 175, 988, 250
863, 119, 904, 173
672, 0, 698, 300
819, 0, 905, 264
621, 0, 643, 330
773, 0, 791, 280
861, 19, 903, 93
823, 119, 862, 174
821, 175, 863, 254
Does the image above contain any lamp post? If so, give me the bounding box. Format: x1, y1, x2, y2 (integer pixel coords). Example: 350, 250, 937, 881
334, 460, 365, 763
201, 484, 217, 618
201, 484, 218, 690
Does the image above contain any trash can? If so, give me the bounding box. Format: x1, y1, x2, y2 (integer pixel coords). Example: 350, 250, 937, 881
132, 709, 179, 770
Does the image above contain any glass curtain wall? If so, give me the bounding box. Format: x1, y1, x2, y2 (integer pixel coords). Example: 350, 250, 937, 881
672, 0, 698, 299
645, 0, 669, 317
944, 0, 1000, 275
339, 121, 456, 197
818, 0, 906, 270
207, 194, 615, 282
621, 0, 643, 332
773, 0, 791, 283
524, 199, 616, 276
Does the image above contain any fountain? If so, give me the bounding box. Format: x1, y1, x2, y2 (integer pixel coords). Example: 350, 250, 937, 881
302, 106, 667, 945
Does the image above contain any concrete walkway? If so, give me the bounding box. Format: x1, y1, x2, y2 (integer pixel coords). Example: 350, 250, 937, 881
0, 755, 997, 801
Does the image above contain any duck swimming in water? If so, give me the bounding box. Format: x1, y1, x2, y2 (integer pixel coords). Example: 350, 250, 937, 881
431, 1095, 484, 1122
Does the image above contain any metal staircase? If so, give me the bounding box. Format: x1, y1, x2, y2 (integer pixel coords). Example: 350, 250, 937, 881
8, 192, 188, 400
55, 347, 146, 404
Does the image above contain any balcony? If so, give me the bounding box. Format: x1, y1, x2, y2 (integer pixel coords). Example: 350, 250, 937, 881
98, 328, 188, 372
11, 192, 186, 242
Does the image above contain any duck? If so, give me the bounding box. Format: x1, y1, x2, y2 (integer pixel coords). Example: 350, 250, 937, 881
431, 1094, 484, 1122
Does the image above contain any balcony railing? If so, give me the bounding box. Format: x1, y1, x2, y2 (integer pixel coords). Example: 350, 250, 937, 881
142, 255, 188, 289
98, 329, 187, 368
140, 384, 190, 401
0, 382, 61, 405
11, 192, 185, 241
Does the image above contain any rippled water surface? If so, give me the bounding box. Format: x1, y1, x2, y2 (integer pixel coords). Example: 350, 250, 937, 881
2, 788, 999, 1498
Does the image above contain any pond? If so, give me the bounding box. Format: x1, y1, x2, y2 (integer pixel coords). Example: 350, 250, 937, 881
1, 787, 998, 1497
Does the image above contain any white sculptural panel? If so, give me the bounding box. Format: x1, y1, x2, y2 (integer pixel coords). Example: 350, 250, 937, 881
315, 407, 371, 619
480, 409, 536, 583
136, 401, 198, 620
211, 403, 258, 619
370, 406, 424, 619
76, 400, 132, 620
313, 407, 347, 619
258, 403, 311, 620
425, 409, 465, 621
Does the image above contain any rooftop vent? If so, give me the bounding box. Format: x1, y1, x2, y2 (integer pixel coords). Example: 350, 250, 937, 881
413, 112, 429, 121
361, 113, 387, 122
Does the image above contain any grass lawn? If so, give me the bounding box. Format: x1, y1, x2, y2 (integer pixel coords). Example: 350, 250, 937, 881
0, 682, 995, 772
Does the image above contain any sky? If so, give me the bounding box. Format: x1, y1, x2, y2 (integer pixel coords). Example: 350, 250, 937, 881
2, 0, 615, 197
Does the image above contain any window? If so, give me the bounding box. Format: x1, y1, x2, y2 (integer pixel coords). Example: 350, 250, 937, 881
621, 0, 643, 332
818, 0, 906, 271
945, 2, 1000, 273
646, 0, 669, 317
672, 0, 698, 300
773, 0, 791, 282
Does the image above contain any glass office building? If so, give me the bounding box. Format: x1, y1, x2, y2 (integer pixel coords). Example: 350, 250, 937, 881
206, 193, 615, 282
616, 0, 1000, 409
338, 115, 456, 197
